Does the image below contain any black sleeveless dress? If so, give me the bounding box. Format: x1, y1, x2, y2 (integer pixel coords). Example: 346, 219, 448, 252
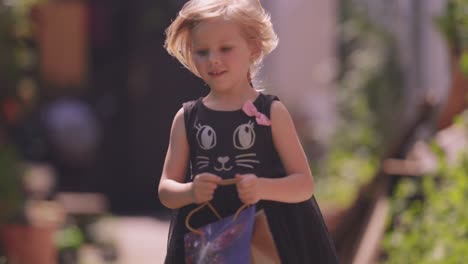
164, 93, 339, 264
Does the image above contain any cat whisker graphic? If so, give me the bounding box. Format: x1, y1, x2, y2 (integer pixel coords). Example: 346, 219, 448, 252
236, 163, 254, 169
234, 153, 259, 169
235, 161, 260, 169
196, 156, 210, 169
235, 153, 256, 158
198, 164, 209, 169
236, 159, 260, 163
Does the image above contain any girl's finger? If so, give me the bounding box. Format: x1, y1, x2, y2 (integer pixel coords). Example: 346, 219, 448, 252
197, 173, 222, 183
235, 174, 243, 182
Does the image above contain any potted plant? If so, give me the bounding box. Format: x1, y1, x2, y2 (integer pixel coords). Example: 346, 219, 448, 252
0, 1, 58, 263
0, 0, 24, 228
0, 124, 58, 264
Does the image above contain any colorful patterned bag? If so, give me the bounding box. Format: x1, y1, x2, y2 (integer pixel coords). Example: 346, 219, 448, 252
184, 179, 255, 264
184, 202, 255, 264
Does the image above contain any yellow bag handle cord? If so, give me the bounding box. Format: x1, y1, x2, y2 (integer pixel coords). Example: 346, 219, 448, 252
185, 178, 249, 235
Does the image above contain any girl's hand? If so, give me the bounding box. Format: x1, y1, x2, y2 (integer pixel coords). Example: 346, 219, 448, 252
235, 174, 261, 205
191, 173, 222, 204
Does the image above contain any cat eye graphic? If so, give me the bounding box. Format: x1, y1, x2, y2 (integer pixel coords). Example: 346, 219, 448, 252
195, 124, 217, 150
233, 121, 256, 150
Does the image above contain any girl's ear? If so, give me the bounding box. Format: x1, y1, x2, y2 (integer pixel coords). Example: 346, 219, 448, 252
249, 40, 262, 62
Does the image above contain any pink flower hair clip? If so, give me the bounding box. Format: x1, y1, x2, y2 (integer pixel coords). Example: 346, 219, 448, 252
242, 100, 271, 126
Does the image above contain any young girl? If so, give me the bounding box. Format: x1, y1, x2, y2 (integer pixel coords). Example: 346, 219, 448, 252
158, 0, 339, 263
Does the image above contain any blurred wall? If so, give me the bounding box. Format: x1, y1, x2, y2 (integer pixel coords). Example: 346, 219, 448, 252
261, 0, 338, 149
87, 0, 206, 214
126, 0, 207, 214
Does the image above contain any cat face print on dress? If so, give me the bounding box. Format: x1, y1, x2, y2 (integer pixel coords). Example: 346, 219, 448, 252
194, 121, 260, 174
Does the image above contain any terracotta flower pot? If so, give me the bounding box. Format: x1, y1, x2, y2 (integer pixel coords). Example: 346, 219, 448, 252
1, 224, 57, 264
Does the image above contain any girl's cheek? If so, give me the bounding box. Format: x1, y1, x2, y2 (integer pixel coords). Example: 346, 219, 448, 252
193, 58, 206, 69
193, 57, 202, 64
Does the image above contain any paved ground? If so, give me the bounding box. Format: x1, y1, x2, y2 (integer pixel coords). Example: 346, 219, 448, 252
113, 215, 170, 264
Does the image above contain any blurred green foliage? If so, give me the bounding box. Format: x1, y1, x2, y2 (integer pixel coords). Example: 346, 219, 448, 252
0, 3, 19, 98
436, 0, 468, 75
0, 0, 44, 99
314, 4, 403, 208
0, 145, 24, 224
383, 111, 468, 263
55, 224, 84, 250
0, 0, 43, 224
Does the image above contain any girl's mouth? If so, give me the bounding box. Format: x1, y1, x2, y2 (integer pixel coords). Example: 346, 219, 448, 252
209, 70, 226, 77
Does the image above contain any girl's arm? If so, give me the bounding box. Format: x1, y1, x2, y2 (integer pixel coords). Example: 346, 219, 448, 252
158, 108, 193, 209
158, 108, 221, 209
258, 101, 314, 203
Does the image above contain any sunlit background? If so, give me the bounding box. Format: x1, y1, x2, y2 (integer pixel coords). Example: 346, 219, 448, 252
1, 0, 467, 263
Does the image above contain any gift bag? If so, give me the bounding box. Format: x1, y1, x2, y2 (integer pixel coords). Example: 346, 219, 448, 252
184, 202, 255, 264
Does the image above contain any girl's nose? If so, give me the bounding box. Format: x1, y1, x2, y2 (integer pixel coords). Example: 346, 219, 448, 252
208, 52, 220, 64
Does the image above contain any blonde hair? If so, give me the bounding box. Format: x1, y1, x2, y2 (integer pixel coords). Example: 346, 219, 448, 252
164, 0, 278, 83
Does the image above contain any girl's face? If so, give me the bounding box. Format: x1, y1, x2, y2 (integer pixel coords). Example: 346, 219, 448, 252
191, 18, 255, 93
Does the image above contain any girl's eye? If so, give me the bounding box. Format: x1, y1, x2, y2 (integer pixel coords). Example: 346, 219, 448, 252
196, 50, 208, 57
220, 47, 232, 53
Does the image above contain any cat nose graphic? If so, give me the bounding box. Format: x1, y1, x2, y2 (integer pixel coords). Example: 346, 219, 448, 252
217, 156, 229, 164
